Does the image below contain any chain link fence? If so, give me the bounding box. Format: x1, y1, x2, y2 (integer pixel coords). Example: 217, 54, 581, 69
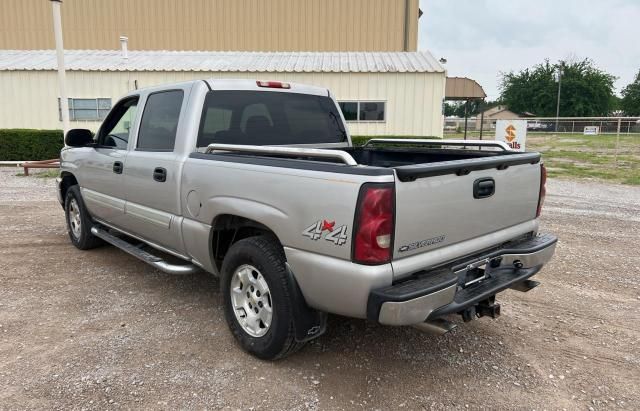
444, 117, 640, 136
442, 116, 640, 184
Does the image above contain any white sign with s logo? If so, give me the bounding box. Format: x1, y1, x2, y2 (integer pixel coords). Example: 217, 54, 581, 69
495, 120, 527, 151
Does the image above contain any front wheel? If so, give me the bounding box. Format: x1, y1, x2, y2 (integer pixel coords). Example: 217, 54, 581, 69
221, 236, 304, 360
64, 185, 102, 250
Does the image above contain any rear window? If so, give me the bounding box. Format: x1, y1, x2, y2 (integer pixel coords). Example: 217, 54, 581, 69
196, 91, 348, 148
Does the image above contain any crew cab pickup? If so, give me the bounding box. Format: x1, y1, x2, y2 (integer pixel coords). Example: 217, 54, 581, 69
58, 79, 556, 359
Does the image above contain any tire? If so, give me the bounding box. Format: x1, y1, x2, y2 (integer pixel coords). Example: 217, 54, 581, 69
64, 185, 103, 250
221, 236, 304, 360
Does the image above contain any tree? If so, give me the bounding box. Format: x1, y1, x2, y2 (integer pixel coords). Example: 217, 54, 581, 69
443, 100, 501, 117
443, 102, 458, 116
620, 70, 640, 116
499, 59, 617, 117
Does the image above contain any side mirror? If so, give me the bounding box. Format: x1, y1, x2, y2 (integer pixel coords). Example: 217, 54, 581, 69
65, 129, 94, 147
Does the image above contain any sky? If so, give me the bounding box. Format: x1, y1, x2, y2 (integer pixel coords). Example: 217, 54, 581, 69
419, 0, 640, 100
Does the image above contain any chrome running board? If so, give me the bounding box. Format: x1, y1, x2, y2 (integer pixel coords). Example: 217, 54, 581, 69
90, 226, 199, 275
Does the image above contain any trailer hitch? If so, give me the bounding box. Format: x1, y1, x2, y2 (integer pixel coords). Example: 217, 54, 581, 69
460, 297, 501, 322
477, 298, 501, 319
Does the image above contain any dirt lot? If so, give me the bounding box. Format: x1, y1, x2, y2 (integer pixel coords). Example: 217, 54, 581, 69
1, 168, 639, 410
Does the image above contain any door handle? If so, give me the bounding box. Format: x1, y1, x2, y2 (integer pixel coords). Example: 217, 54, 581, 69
153, 167, 167, 182
113, 161, 123, 174
473, 178, 495, 199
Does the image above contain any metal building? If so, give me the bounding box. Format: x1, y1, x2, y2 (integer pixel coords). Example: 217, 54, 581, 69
0, 50, 446, 136
0, 0, 420, 52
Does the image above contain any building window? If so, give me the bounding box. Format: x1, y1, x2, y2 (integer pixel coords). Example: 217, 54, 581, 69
58, 98, 112, 121
338, 101, 385, 122
338, 102, 358, 121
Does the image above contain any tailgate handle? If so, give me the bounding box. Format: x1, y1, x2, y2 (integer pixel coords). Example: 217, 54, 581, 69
473, 178, 495, 199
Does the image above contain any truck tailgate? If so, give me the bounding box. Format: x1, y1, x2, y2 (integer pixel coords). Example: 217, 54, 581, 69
392, 155, 542, 264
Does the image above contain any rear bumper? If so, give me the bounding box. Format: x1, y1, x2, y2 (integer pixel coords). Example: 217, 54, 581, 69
367, 233, 557, 325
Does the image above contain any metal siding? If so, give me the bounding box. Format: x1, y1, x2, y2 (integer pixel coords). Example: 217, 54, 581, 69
0, 0, 417, 52
406, 0, 420, 51
0, 70, 443, 137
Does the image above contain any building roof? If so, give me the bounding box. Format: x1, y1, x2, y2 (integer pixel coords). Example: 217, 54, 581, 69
445, 77, 487, 100
0, 50, 445, 73
480, 105, 521, 118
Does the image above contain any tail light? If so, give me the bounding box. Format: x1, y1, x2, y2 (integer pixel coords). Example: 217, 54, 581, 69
536, 164, 547, 217
256, 80, 290, 89
352, 183, 395, 265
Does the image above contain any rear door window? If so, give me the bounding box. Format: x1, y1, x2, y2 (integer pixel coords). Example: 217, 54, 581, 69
137, 90, 184, 151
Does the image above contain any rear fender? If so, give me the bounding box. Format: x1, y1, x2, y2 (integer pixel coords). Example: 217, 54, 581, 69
203, 196, 288, 243
202, 198, 326, 341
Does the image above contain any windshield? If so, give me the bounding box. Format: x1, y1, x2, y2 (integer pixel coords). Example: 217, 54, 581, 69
196, 90, 348, 148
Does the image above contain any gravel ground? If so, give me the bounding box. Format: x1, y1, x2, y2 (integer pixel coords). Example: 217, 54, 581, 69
1, 168, 639, 410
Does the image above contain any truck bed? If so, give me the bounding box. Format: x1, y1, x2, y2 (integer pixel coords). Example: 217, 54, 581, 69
349, 146, 501, 167
203, 140, 543, 271
203, 140, 540, 180
346, 145, 540, 181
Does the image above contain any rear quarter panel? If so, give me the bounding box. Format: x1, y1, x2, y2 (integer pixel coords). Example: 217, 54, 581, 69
180, 157, 393, 260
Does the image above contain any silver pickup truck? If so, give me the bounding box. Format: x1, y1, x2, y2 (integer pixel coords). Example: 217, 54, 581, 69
58, 79, 556, 359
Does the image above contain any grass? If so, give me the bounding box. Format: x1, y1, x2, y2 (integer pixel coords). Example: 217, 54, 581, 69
13, 134, 639, 185
525, 134, 640, 185
34, 169, 60, 178
15, 169, 59, 178
443, 132, 640, 185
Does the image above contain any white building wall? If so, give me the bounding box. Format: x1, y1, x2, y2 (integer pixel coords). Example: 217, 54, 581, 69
0, 70, 444, 137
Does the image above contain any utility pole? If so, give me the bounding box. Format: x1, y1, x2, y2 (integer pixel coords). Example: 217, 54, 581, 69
51, 0, 70, 138
463, 100, 469, 140
555, 63, 563, 133
479, 99, 485, 140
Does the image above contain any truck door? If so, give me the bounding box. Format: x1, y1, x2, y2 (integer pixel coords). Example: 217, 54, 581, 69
120, 87, 189, 254
80, 96, 138, 227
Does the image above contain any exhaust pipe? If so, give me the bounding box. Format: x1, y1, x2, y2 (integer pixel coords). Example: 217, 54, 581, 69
412, 318, 457, 335
509, 279, 540, 293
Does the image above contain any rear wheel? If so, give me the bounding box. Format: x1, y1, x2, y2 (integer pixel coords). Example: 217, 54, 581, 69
229, 263, 274, 338
221, 236, 304, 360
64, 185, 102, 250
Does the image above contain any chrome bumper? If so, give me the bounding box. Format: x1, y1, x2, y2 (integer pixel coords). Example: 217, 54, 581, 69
369, 233, 557, 326
377, 284, 457, 325
495, 234, 557, 270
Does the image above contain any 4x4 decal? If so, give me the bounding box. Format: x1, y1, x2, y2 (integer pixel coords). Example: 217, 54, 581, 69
302, 219, 348, 246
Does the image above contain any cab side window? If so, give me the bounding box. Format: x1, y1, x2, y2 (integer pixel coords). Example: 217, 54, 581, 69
137, 90, 184, 151
97, 97, 138, 148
